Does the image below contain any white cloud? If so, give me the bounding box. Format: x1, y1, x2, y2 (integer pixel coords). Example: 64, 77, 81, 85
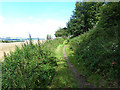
36, 18, 41, 22
0, 16, 4, 24
42, 19, 66, 37
0, 16, 66, 38
28, 16, 33, 20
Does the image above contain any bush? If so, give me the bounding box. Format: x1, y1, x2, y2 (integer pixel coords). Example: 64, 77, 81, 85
2, 37, 59, 88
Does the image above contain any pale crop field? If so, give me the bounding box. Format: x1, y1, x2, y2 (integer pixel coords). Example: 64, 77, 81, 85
0, 42, 23, 62
0, 40, 45, 62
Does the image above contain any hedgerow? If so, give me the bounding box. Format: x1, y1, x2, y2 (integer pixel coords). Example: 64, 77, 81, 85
2, 37, 64, 88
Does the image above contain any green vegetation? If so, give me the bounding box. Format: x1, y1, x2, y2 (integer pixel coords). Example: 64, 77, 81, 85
49, 42, 79, 88
2, 2, 120, 88
43, 38, 79, 88
2, 36, 80, 88
2, 36, 63, 88
65, 43, 108, 87
42, 38, 64, 54
66, 2, 103, 36
55, 27, 68, 37
64, 2, 119, 88
55, 2, 104, 37
46, 34, 52, 40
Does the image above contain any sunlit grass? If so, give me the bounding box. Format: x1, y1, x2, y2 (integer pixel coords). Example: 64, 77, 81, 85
49, 43, 80, 88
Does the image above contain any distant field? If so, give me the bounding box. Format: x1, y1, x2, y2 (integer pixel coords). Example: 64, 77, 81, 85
0, 40, 45, 62
0, 42, 23, 62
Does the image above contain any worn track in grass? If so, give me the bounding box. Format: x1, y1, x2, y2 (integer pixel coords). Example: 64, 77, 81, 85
63, 45, 96, 88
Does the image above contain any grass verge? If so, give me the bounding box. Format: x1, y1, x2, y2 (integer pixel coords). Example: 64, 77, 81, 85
65, 44, 108, 88
49, 43, 80, 88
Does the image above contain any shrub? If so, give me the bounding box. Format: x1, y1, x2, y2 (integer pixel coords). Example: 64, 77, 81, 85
2, 37, 59, 88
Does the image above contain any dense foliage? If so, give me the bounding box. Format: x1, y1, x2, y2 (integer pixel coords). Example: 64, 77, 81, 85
55, 27, 68, 37
67, 2, 103, 36
55, 2, 103, 37
2, 36, 64, 88
68, 2, 120, 85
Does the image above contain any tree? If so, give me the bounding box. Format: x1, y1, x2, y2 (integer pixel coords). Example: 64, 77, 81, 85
55, 27, 68, 37
67, 2, 103, 36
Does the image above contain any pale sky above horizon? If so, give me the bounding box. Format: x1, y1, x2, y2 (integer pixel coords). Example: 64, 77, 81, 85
0, 1, 77, 39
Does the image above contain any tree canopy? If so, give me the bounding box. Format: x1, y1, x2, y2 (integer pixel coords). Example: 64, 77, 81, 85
55, 27, 68, 37
55, 2, 104, 37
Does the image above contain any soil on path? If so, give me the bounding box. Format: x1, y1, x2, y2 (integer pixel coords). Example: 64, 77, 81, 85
63, 45, 96, 88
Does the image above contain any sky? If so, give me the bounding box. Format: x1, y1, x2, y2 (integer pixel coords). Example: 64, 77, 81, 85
0, 1, 77, 39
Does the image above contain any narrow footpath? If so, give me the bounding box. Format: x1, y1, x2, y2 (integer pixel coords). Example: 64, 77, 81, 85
63, 45, 96, 88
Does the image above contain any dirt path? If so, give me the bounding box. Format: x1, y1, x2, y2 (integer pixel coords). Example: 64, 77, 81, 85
63, 45, 96, 88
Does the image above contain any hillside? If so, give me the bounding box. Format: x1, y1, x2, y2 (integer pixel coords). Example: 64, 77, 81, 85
64, 2, 120, 87
66, 24, 119, 87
